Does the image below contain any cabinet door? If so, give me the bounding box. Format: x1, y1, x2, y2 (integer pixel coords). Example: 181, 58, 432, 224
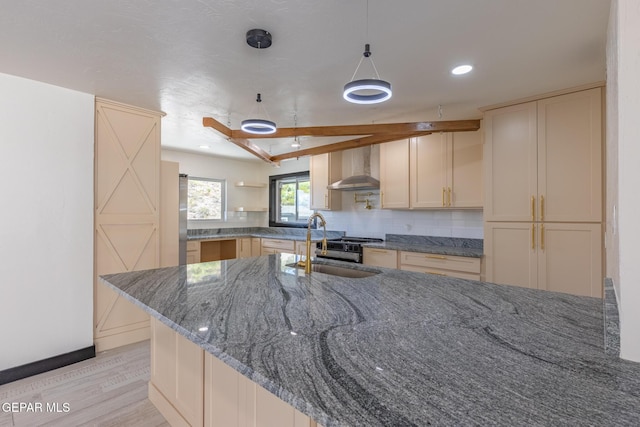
379, 139, 410, 209
251, 238, 261, 257
236, 238, 252, 259
484, 222, 538, 289
310, 153, 341, 210
537, 223, 602, 297
537, 88, 602, 222
410, 134, 448, 208
310, 153, 329, 210
363, 248, 398, 269
449, 131, 483, 208
484, 102, 538, 221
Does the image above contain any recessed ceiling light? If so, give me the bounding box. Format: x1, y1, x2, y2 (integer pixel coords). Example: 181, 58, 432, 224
451, 64, 473, 75
199, 145, 210, 149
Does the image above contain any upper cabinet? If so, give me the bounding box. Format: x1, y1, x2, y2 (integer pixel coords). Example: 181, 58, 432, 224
484, 88, 602, 222
379, 130, 483, 210
310, 152, 342, 210
380, 139, 410, 209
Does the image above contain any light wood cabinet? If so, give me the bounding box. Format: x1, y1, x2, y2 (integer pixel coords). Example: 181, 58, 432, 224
380, 130, 483, 210
483, 87, 604, 298
236, 237, 252, 259
484, 88, 602, 222
379, 139, 410, 209
149, 317, 322, 427
94, 98, 162, 351
363, 248, 398, 269
310, 152, 342, 210
484, 222, 602, 297
261, 238, 295, 255
399, 251, 481, 281
251, 238, 262, 256
411, 131, 483, 209
187, 240, 201, 264
149, 318, 204, 427
204, 353, 320, 427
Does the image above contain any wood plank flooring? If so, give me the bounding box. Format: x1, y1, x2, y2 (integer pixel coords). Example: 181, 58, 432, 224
0, 341, 169, 427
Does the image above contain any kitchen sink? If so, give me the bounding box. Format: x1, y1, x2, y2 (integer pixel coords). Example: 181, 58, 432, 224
287, 262, 380, 279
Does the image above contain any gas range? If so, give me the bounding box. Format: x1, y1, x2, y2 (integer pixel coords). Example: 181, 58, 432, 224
315, 236, 384, 263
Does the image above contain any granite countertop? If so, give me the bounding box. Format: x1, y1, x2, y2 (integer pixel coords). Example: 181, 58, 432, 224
187, 226, 345, 242
101, 255, 640, 426
363, 234, 484, 258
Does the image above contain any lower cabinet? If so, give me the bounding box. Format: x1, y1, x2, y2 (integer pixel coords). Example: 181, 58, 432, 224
236, 237, 252, 259
261, 238, 296, 255
187, 241, 201, 264
150, 318, 322, 427
399, 251, 481, 281
149, 318, 204, 427
484, 222, 602, 297
363, 248, 398, 268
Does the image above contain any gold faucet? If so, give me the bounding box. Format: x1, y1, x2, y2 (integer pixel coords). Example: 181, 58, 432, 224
298, 212, 328, 274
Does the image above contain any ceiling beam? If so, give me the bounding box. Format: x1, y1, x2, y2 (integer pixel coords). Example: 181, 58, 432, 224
202, 117, 232, 137
270, 132, 433, 162
229, 120, 481, 139
228, 138, 279, 166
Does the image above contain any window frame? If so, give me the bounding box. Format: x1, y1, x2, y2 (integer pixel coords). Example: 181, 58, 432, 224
268, 171, 315, 229
187, 176, 227, 222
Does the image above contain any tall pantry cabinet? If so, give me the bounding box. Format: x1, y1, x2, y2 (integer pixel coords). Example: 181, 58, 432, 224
94, 98, 163, 351
483, 87, 603, 297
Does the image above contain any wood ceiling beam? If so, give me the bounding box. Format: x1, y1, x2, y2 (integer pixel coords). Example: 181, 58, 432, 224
228, 138, 280, 166
229, 120, 481, 139
270, 131, 433, 162
202, 117, 232, 137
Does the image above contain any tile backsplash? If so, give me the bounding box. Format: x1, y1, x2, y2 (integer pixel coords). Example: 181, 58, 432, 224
320, 195, 483, 239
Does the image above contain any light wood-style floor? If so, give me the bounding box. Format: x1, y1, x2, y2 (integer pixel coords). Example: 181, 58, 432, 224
0, 341, 169, 427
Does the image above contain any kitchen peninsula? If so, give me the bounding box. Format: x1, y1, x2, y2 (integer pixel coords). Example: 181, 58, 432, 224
101, 254, 640, 426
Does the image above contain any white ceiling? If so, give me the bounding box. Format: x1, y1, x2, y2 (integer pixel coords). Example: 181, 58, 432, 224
1, 0, 611, 161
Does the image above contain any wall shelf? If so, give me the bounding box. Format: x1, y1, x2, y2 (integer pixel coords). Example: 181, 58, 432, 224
235, 181, 266, 188
232, 207, 268, 212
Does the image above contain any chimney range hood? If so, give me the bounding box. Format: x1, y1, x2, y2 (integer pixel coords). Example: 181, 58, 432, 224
327, 146, 380, 191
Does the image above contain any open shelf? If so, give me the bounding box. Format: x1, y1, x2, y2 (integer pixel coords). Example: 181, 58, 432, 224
235, 181, 266, 188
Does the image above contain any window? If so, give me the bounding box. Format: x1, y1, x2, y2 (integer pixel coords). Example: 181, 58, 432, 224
269, 172, 313, 228
188, 177, 226, 221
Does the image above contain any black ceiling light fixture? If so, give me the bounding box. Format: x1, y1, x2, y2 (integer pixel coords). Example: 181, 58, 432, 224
343, 1, 392, 104
241, 29, 277, 135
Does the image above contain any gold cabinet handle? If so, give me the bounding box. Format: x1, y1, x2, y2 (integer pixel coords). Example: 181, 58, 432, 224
426, 255, 447, 260
531, 196, 535, 221
541, 224, 545, 251
447, 187, 452, 207
531, 224, 535, 250
425, 270, 447, 276
442, 187, 446, 207
540, 195, 545, 221
381, 191, 384, 206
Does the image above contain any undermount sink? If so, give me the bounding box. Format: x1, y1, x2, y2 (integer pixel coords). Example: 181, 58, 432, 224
287, 262, 380, 279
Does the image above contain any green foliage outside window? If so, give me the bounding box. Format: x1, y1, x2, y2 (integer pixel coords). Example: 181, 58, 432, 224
188, 177, 225, 220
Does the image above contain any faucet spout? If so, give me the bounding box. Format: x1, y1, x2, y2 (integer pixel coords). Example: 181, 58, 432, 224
299, 212, 327, 274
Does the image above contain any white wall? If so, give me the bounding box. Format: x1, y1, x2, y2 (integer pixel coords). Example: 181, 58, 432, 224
162, 149, 309, 228
162, 146, 482, 238
0, 73, 94, 370
608, 0, 640, 362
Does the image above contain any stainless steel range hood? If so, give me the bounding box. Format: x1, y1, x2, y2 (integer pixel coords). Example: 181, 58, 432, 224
327, 174, 380, 191
327, 146, 380, 191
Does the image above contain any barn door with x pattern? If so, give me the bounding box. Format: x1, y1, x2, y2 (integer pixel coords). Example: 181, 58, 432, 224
94, 99, 161, 351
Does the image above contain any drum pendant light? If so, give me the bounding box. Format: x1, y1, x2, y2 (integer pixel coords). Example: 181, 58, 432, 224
343, 1, 392, 104
241, 93, 276, 135
242, 29, 277, 135
343, 44, 392, 104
